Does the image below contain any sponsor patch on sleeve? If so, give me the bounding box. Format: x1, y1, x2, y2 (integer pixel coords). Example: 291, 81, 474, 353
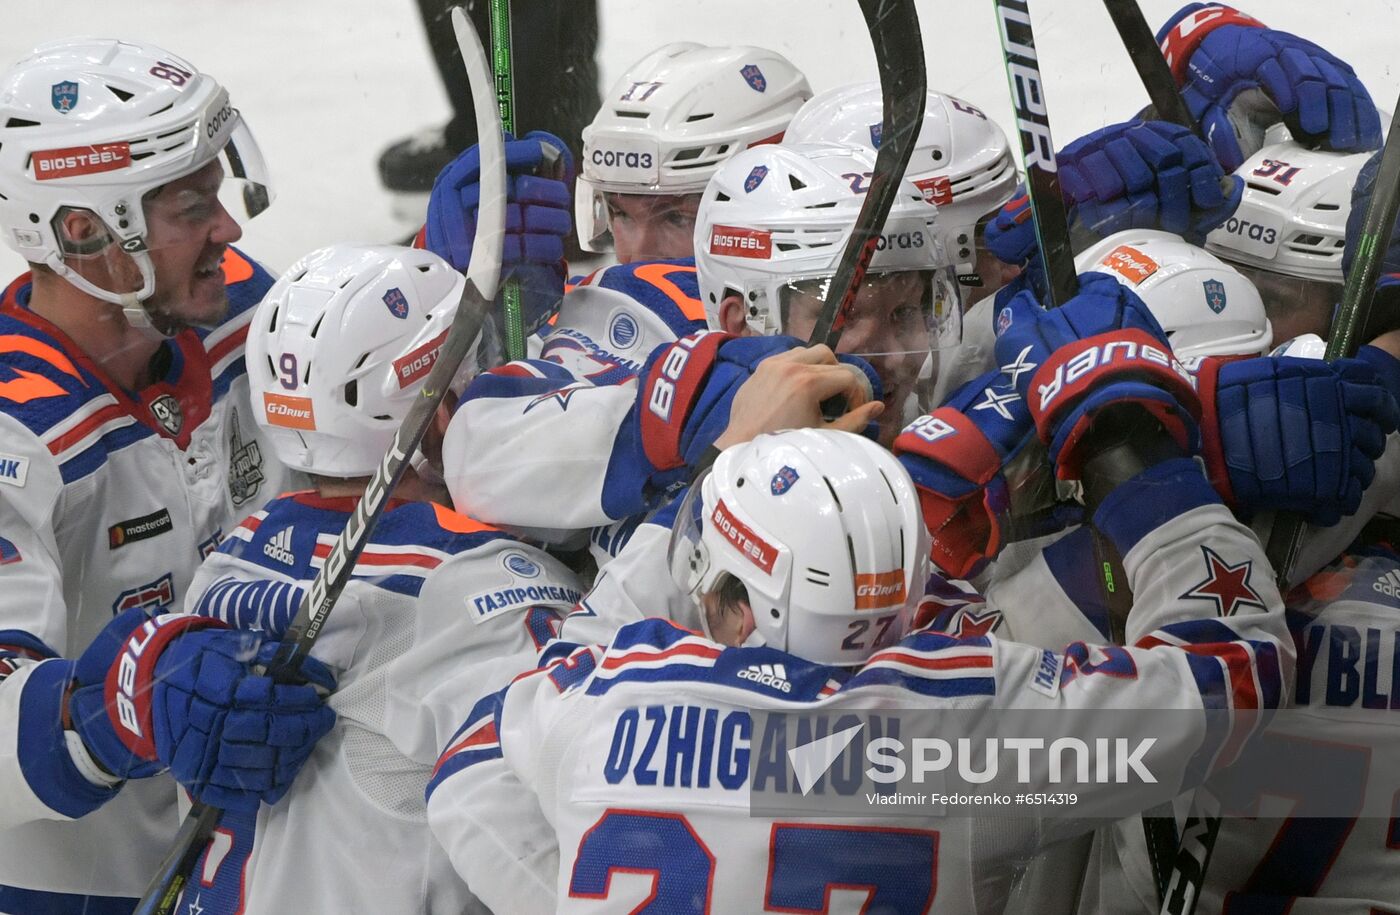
0, 452, 29, 487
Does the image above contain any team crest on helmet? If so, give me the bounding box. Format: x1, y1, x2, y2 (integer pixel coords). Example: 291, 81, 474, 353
150, 394, 183, 437
1203, 279, 1227, 314
383, 287, 409, 319
740, 64, 767, 93
868, 122, 883, 149
770, 465, 800, 495
51, 81, 78, 114
744, 165, 770, 193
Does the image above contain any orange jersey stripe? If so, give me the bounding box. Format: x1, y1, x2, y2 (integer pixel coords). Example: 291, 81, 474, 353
631, 263, 706, 322
431, 502, 500, 535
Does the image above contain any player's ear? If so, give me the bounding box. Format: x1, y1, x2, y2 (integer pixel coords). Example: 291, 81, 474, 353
418, 403, 453, 470
717, 293, 752, 336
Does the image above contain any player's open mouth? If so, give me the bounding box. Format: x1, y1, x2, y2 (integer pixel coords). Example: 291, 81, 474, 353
194, 257, 222, 281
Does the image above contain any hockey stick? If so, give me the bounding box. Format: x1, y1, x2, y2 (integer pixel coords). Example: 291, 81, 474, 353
130, 11, 506, 914
993, 0, 1076, 309
807, 0, 926, 350
488, 0, 527, 361
991, 6, 1103, 914
1102, 0, 1197, 131
1095, 4, 1196, 902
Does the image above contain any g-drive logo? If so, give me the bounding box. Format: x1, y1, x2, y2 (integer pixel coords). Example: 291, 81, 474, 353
788, 722, 1157, 795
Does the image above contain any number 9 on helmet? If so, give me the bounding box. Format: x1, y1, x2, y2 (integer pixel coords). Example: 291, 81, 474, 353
245, 244, 497, 478
668, 428, 930, 666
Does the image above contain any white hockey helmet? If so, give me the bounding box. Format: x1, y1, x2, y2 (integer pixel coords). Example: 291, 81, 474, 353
576, 42, 811, 253
0, 38, 271, 323
694, 142, 961, 349
1205, 123, 1371, 284
669, 428, 929, 666
784, 82, 1017, 272
246, 244, 493, 478
1076, 229, 1271, 360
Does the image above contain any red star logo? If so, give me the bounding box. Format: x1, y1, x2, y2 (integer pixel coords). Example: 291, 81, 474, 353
953, 608, 1003, 637
1180, 546, 1267, 617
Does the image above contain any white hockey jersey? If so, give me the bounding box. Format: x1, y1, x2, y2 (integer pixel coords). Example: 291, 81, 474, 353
1081, 543, 1400, 914
171, 491, 583, 915
442, 259, 706, 537
0, 251, 299, 909
427, 480, 1293, 915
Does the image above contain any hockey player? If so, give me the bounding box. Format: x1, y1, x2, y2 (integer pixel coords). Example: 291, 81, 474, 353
783, 81, 1020, 306
439, 141, 958, 551
176, 243, 584, 913
573, 42, 810, 264
0, 39, 311, 912
425, 274, 1292, 910
423, 42, 810, 313
1204, 127, 1376, 342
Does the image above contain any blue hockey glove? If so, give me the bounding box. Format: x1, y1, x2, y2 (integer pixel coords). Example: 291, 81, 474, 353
993, 271, 1202, 478
1157, 3, 1382, 171
69, 610, 336, 810
1198, 350, 1400, 524
894, 369, 1036, 579
634, 331, 881, 475
425, 130, 576, 331
1061, 119, 1242, 243
983, 120, 1241, 280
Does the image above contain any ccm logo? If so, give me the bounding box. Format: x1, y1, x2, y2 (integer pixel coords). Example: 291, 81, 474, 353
591, 149, 653, 169
33, 143, 132, 180
263, 392, 316, 430
709, 225, 772, 259
647, 331, 715, 422
1037, 340, 1195, 412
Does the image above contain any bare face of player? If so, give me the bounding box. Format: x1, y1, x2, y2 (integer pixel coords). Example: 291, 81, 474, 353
781, 271, 934, 447
606, 192, 701, 263
139, 160, 243, 331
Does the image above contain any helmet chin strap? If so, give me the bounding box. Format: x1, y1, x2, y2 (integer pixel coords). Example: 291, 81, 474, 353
49, 249, 181, 339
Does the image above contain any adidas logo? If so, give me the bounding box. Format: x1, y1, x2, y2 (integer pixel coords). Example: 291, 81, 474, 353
738, 663, 791, 693
1374, 569, 1400, 598
263, 526, 296, 566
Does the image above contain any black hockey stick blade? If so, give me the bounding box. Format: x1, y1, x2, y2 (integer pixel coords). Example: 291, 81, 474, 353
131, 11, 507, 914
808, 0, 926, 349
994, 0, 1077, 307
1102, 0, 1197, 131
1265, 101, 1400, 593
